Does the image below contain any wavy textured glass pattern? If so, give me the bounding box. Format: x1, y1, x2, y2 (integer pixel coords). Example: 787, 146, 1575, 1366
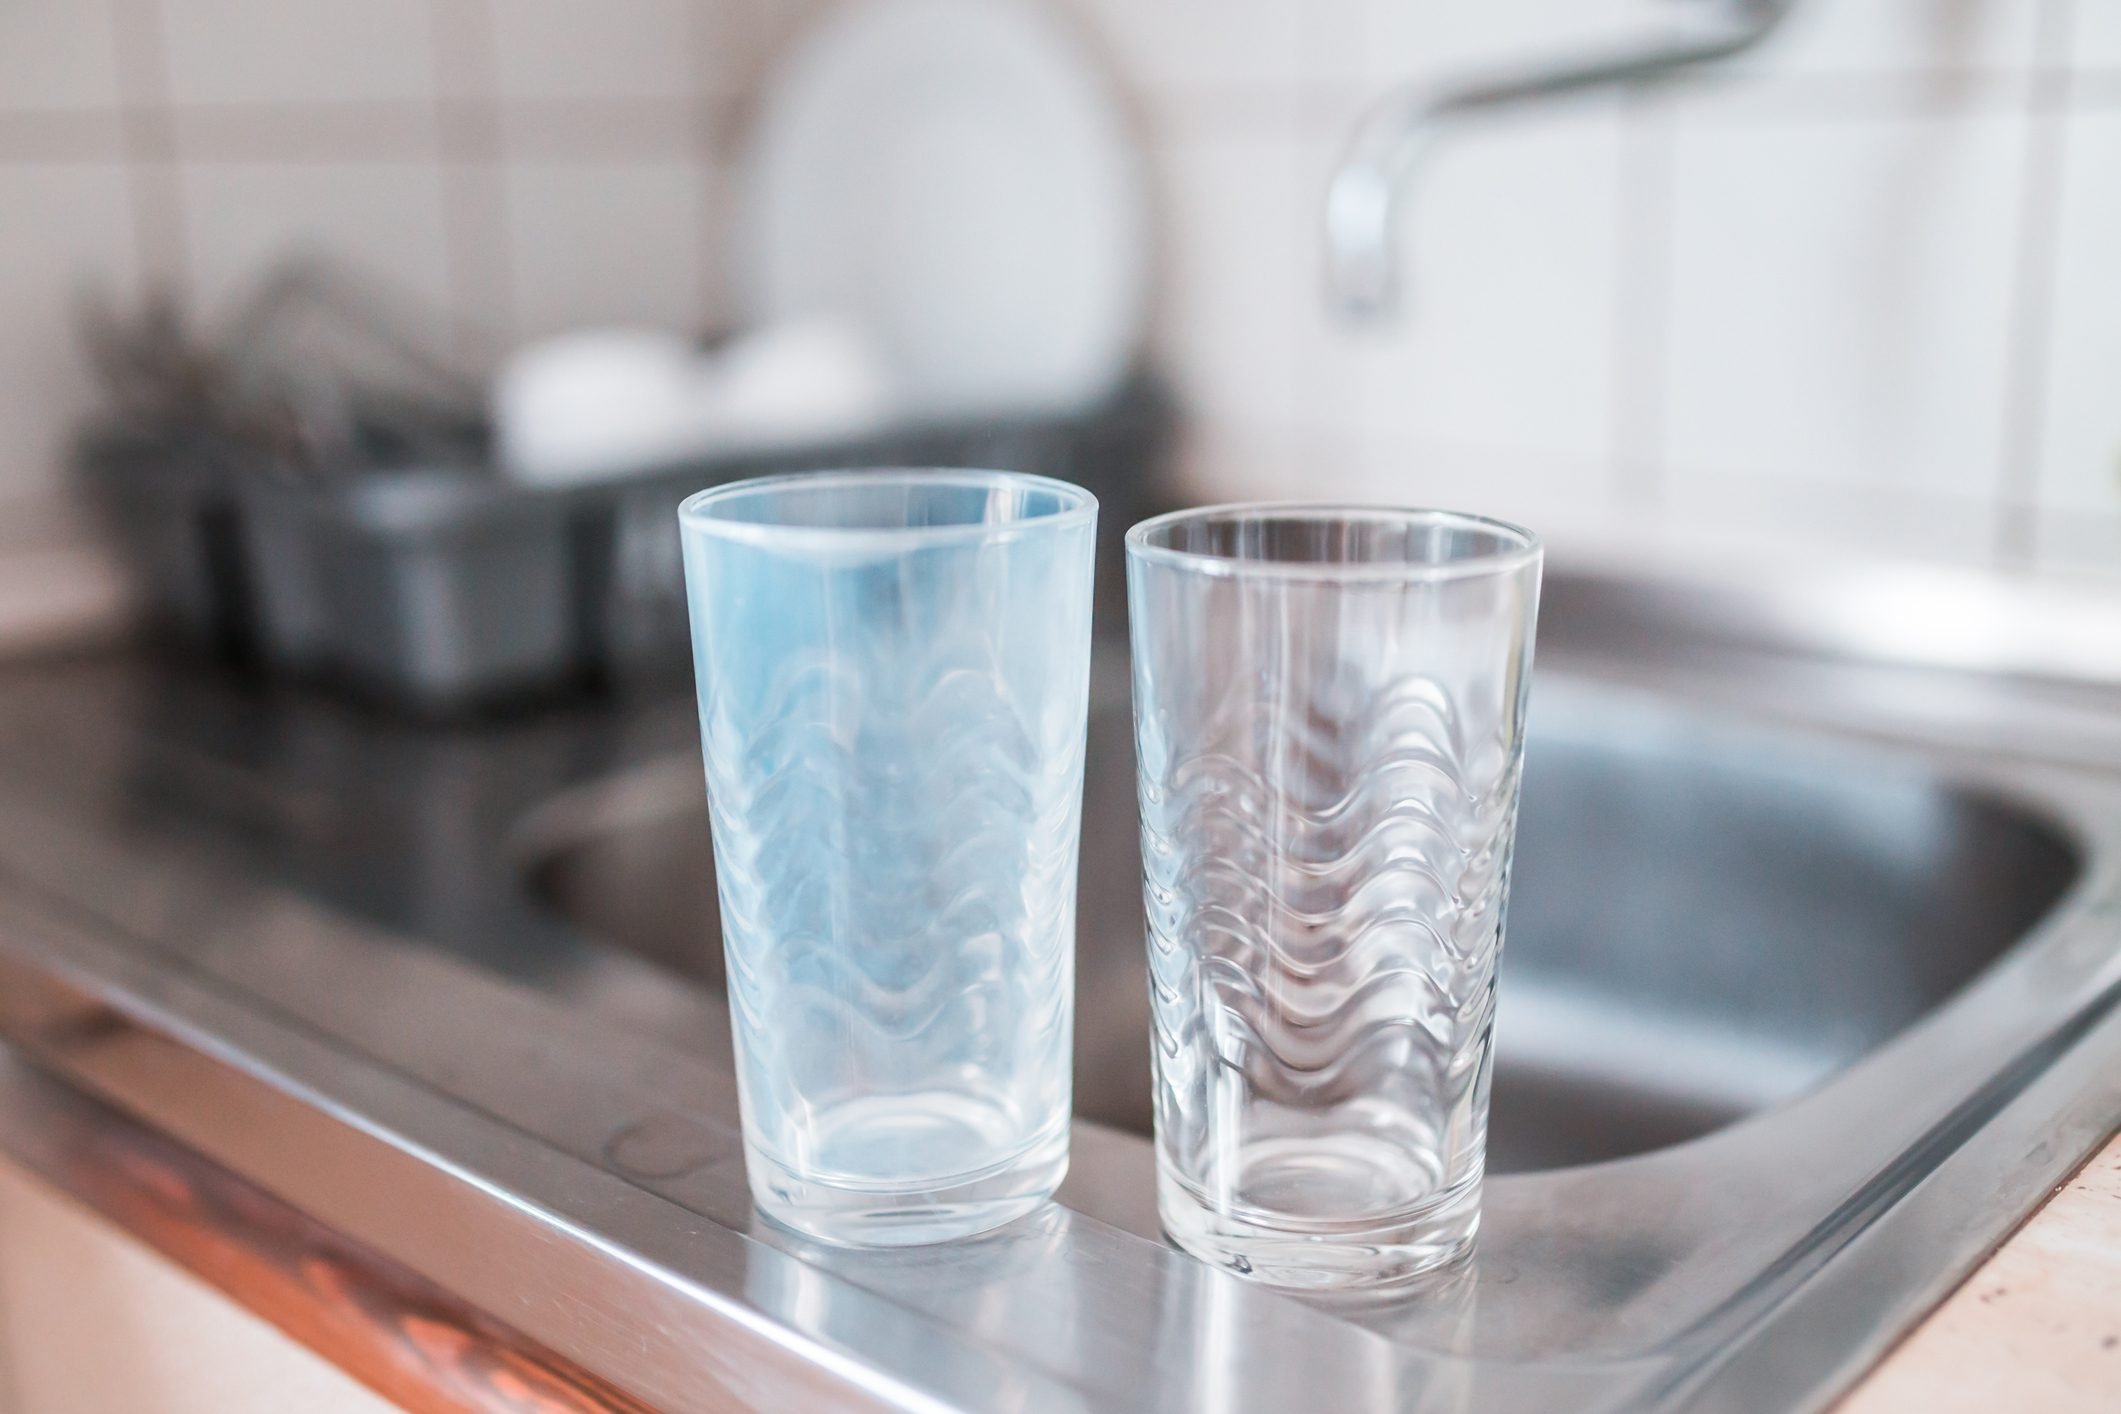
1128, 507, 1539, 1288
681, 471, 1094, 1246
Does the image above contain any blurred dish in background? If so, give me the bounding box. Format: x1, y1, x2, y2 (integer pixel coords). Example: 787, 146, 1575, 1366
493, 327, 698, 487
494, 318, 894, 488
734, 0, 1146, 418
707, 317, 894, 451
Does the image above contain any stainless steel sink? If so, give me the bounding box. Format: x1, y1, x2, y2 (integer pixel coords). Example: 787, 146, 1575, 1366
524, 668, 2077, 1176
498, 571, 2121, 1408
4, 556, 2121, 1413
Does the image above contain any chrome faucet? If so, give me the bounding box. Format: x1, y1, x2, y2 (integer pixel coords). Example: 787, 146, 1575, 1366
1324, 0, 1798, 319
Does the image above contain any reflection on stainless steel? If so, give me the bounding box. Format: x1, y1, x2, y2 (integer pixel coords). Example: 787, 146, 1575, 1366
1, 550, 2120, 1410
1324, 0, 1797, 318
526, 680, 2076, 1176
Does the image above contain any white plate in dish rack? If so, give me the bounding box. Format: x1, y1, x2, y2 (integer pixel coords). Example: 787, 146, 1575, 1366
732, 0, 1147, 418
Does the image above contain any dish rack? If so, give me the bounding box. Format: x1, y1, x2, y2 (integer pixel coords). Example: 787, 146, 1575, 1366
78, 378, 1166, 716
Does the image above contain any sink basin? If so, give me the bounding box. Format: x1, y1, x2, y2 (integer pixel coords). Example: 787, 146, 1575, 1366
523, 669, 2077, 1177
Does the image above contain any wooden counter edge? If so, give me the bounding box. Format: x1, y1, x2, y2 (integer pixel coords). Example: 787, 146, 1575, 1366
1838, 1130, 2121, 1413
12, 1039, 2120, 1414
1, 1062, 660, 1414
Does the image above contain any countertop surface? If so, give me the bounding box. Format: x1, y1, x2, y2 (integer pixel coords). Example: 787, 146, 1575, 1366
1842, 1131, 2121, 1412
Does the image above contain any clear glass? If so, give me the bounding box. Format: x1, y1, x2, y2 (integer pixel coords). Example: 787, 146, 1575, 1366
1126, 505, 1541, 1288
679, 469, 1097, 1246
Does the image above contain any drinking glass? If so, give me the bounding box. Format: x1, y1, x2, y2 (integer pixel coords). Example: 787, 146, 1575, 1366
1126, 505, 1540, 1287
679, 469, 1096, 1246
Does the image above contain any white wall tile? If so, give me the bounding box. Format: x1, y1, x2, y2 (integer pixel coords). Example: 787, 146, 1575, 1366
178, 163, 454, 332
487, 0, 708, 101
2068, 0, 2121, 68
0, 164, 140, 501
500, 161, 712, 339
2032, 110, 2121, 570
721, 0, 835, 101
1172, 420, 1628, 553
1308, 0, 1660, 89
0, 0, 124, 111
1299, 0, 2041, 94
1661, 108, 2027, 509
158, 0, 438, 105
1353, 435, 1621, 540
1065, 0, 1308, 94
1293, 101, 1626, 479
1733, 0, 2042, 74
1663, 474, 2000, 562
1149, 133, 1307, 438
2032, 508, 2121, 576
1153, 100, 1626, 513
1165, 417, 1360, 503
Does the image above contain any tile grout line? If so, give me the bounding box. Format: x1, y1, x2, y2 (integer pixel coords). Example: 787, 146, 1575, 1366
687, 0, 724, 335
429, 0, 514, 360
1138, 70, 2064, 141
1991, 0, 2078, 569
8, 69, 2120, 156
0, 106, 738, 170
105, 0, 189, 301
0, 111, 127, 164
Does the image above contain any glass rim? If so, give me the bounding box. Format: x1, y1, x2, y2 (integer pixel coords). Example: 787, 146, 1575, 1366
1125, 502, 1542, 583
678, 468, 1097, 551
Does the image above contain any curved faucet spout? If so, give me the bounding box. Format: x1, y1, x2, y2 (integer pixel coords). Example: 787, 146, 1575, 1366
1325, 0, 1798, 321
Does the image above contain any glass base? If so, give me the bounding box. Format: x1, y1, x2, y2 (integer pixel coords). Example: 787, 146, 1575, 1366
748, 1120, 1070, 1248
1157, 1160, 1481, 1290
